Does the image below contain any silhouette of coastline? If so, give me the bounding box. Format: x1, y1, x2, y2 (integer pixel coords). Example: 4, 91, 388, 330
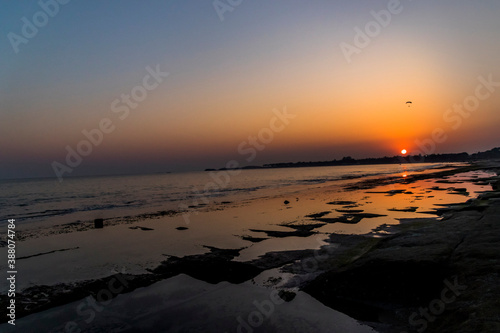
205, 147, 500, 171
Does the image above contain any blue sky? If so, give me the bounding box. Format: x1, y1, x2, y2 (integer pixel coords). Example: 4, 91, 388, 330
1, 1, 500, 179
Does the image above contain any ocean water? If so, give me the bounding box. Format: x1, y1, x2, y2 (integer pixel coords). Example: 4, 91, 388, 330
1, 162, 494, 295
0, 163, 443, 230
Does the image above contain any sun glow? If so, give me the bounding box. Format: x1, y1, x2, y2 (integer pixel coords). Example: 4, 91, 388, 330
401, 149, 408, 155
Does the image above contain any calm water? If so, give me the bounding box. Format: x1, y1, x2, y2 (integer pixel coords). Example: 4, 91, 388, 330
0, 163, 443, 229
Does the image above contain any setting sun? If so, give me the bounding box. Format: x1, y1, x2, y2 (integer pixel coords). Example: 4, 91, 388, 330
401, 149, 408, 155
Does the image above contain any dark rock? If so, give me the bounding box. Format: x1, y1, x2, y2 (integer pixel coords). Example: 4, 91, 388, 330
429, 186, 447, 191
152, 246, 261, 284
335, 209, 364, 213
241, 235, 268, 243
303, 193, 500, 333
317, 213, 387, 224
388, 207, 419, 212
129, 226, 154, 231
278, 290, 296, 302
326, 200, 357, 205
279, 222, 326, 233
94, 218, 103, 229
305, 211, 331, 219
249, 228, 317, 238
316, 217, 359, 224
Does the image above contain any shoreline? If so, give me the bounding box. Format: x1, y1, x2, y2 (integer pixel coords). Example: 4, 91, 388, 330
303, 161, 500, 332
0, 162, 456, 244
1, 161, 499, 331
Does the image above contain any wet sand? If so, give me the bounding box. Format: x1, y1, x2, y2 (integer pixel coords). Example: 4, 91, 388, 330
1, 161, 499, 332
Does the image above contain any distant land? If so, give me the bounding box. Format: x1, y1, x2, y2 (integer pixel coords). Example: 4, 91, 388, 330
205, 147, 500, 172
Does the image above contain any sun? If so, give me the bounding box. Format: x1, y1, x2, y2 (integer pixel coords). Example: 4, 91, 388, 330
401, 149, 408, 155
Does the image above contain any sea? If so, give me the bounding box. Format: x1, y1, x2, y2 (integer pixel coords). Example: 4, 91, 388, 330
0, 163, 444, 230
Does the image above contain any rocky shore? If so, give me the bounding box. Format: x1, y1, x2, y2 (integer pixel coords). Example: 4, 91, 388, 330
2, 162, 500, 332
303, 163, 500, 332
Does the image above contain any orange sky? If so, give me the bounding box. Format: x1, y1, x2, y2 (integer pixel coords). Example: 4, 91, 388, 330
1, 1, 500, 178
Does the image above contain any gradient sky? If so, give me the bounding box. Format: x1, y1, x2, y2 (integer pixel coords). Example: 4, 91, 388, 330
1, 1, 500, 179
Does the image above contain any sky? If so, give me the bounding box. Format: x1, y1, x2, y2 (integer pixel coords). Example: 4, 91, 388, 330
1, 0, 500, 179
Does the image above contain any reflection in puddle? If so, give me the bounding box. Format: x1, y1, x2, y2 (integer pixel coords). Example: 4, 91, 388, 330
8, 169, 495, 290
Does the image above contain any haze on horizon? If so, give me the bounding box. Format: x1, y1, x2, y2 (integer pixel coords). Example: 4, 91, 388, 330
1, 1, 500, 180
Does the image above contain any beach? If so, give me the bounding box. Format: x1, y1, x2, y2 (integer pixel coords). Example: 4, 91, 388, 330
4, 1, 500, 332
305, 161, 500, 332
1, 161, 500, 332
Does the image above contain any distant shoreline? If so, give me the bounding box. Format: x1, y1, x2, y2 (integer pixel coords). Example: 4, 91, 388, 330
206, 147, 500, 172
